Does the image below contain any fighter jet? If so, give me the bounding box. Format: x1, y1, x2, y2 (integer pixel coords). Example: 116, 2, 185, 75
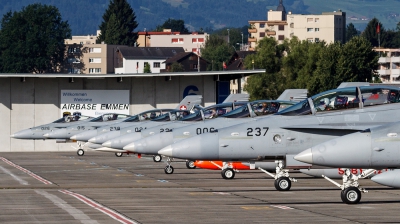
42, 95, 203, 156
94, 101, 250, 160
158, 86, 400, 192
295, 120, 400, 204
85, 94, 251, 158
11, 112, 93, 140
126, 100, 295, 174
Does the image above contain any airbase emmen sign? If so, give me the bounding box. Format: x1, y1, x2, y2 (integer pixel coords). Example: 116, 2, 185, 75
61, 90, 129, 117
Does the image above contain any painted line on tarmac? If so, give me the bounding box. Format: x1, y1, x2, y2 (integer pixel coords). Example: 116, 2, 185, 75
270, 205, 294, 210
36, 190, 98, 224
0, 165, 29, 185
60, 190, 138, 224
0, 157, 52, 185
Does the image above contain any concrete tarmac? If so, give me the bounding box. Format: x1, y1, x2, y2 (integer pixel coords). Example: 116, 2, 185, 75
0, 152, 399, 224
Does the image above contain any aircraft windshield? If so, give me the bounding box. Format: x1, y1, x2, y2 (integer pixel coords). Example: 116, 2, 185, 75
311, 88, 358, 113
276, 100, 311, 116
180, 110, 203, 121
91, 114, 130, 122
52, 115, 92, 123
221, 104, 250, 118
203, 105, 233, 119
360, 86, 400, 106
150, 110, 190, 121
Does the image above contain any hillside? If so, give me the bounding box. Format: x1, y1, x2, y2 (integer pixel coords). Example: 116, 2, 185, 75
0, 0, 398, 35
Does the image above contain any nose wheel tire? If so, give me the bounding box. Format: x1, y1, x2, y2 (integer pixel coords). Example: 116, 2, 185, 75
153, 155, 162, 162
221, 168, 235, 179
164, 166, 174, 174
274, 177, 291, 191
186, 160, 196, 169
341, 187, 361, 204
77, 149, 84, 156
115, 152, 123, 157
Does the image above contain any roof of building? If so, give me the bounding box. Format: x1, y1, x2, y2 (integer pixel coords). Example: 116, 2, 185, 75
117, 47, 185, 60
276, 0, 286, 12
163, 52, 209, 64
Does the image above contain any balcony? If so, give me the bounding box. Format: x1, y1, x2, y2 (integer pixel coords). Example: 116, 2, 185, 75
248, 28, 257, 33
266, 31, 276, 36
391, 57, 400, 63
378, 57, 390, 63
248, 37, 257, 42
378, 69, 391, 75
392, 69, 400, 76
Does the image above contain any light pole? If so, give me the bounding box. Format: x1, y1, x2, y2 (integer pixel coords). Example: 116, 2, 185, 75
241, 32, 243, 50
227, 29, 230, 44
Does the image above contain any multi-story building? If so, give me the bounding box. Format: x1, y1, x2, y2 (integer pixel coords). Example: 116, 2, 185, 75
248, 0, 346, 50
137, 29, 208, 54
375, 48, 400, 83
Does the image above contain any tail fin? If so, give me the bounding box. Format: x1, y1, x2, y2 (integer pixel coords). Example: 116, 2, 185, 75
175, 95, 203, 110
222, 94, 249, 103
276, 89, 307, 102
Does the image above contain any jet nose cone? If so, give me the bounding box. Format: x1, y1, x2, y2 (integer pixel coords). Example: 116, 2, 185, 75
371, 170, 400, 188
71, 130, 97, 141
158, 145, 173, 157
102, 141, 112, 148
43, 133, 50, 138
11, 129, 33, 139
294, 148, 313, 164
123, 142, 136, 152
88, 137, 96, 143
158, 133, 219, 160
70, 135, 77, 140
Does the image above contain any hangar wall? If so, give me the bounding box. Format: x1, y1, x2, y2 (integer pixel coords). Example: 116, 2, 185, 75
0, 76, 216, 152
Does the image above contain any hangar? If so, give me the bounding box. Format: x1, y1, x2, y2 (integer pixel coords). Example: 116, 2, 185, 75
0, 70, 264, 152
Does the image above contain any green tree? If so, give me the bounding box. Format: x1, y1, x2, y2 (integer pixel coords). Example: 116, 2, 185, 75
362, 18, 384, 47
336, 36, 379, 83
104, 14, 121, 45
346, 23, 358, 42
97, 0, 138, 46
200, 35, 234, 71
170, 62, 185, 72
143, 63, 151, 73
0, 4, 71, 73
155, 18, 189, 33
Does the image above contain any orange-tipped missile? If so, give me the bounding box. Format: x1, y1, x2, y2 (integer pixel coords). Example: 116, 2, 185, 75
194, 161, 250, 170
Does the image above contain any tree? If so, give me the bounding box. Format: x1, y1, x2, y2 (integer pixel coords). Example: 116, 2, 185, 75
155, 18, 189, 33
143, 63, 151, 73
0, 4, 71, 73
346, 23, 358, 42
170, 62, 184, 72
362, 18, 384, 47
336, 36, 379, 83
200, 35, 234, 71
97, 0, 138, 46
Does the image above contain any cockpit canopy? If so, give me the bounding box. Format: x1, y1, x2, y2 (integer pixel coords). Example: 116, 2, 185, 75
221, 100, 296, 118
89, 113, 131, 122
276, 86, 400, 116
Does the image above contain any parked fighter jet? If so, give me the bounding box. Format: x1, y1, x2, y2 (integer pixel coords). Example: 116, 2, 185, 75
11, 112, 93, 140
86, 94, 251, 158
127, 100, 295, 174
295, 120, 400, 204
42, 95, 203, 156
158, 86, 400, 192
371, 170, 400, 188
94, 101, 249, 159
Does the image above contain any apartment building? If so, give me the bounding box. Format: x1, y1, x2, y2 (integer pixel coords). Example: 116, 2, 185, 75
375, 48, 400, 83
248, 0, 346, 50
137, 29, 208, 54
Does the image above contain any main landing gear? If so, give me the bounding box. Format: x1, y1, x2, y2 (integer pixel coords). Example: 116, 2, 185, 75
153, 154, 162, 162
258, 160, 297, 191
74, 141, 85, 156
115, 152, 123, 157
185, 160, 196, 169
323, 168, 376, 204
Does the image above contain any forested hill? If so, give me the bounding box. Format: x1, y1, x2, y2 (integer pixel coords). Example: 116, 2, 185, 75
0, 0, 399, 35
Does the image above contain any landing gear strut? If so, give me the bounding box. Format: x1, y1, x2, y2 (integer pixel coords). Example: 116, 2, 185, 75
75, 141, 84, 156
258, 160, 297, 191
164, 157, 174, 174
323, 168, 375, 204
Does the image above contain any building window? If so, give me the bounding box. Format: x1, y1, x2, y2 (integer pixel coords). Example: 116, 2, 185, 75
315, 28, 320, 32
260, 32, 265, 37
89, 68, 101, 73
307, 28, 313, 32
192, 48, 198, 53
68, 68, 80, 74
198, 38, 204, 43
290, 33, 294, 37
171, 38, 184, 44
278, 35, 285, 40
315, 38, 320, 43
307, 18, 313, 22
193, 64, 198, 69
89, 47, 101, 53
290, 23, 294, 28
307, 38, 313, 43
68, 47, 80, 53
153, 62, 160, 68
260, 23, 265, 28
278, 25, 284, 31
89, 58, 101, 63
315, 18, 319, 23
80, 41, 84, 45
